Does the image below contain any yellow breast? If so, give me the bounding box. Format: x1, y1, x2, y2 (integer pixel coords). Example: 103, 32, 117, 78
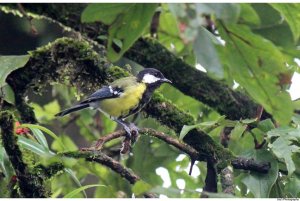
99, 82, 146, 118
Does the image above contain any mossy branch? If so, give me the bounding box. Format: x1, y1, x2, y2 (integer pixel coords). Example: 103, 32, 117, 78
0, 3, 261, 120
0, 111, 48, 197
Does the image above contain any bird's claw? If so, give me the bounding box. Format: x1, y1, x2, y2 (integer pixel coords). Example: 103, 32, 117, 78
120, 123, 140, 154
129, 123, 139, 144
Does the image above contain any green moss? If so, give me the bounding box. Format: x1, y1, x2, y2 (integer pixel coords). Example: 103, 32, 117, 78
146, 92, 195, 132
106, 66, 131, 81
32, 163, 65, 179
143, 92, 234, 163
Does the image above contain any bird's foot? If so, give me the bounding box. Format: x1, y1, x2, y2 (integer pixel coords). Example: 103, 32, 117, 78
120, 123, 139, 154
129, 123, 139, 145
120, 137, 131, 154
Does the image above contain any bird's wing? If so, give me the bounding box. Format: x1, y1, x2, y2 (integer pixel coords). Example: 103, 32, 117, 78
80, 76, 136, 104
80, 86, 123, 104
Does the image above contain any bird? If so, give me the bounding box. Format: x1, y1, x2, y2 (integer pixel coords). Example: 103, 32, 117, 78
55, 68, 172, 144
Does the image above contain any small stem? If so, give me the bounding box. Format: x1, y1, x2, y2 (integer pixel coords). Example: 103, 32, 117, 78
60, 151, 156, 198
17, 3, 38, 35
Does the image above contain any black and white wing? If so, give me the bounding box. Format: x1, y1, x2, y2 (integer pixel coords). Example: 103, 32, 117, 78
80, 86, 123, 104
55, 86, 123, 117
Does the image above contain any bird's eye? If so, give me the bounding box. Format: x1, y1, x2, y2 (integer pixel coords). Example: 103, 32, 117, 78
155, 73, 160, 77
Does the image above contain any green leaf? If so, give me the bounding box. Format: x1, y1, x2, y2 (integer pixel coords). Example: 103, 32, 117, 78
230, 122, 247, 137
150, 186, 181, 198
64, 168, 87, 198
43, 100, 61, 117
294, 99, 300, 110
267, 128, 300, 176
81, 4, 131, 24
292, 114, 300, 126
0, 145, 6, 176
20, 124, 66, 150
64, 184, 105, 198
17, 135, 54, 157
239, 4, 261, 26
0, 143, 14, 180
179, 124, 199, 140
257, 119, 275, 132
158, 10, 184, 53
270, 137, 298, 176
107, 4, 157, 61
271, 4, 300, 42
193, 26, 223, 78
218, 23, 293, 125
82, 3, 157, 62
0, 55, 30, 87
241, 149, 278, 198
30, 128, 49, 150
252, 4, 281, 27
240, 118, 257, 124
179, 116, 228, 140
284, 175, 300, 197
51, 134, 77, 152
31, 100, 61, 122
132, 180, 152, 196
196, 3, 241, 24
1, 83, 15, 105
253, 22, 294, 48
267, 127, 300, 141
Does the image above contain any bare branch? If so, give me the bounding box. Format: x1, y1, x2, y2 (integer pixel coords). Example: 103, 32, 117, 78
90, 128, 200, 160
59, 151, 156, 198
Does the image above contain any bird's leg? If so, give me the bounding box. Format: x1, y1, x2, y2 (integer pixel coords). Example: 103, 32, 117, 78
128, 123, 139, 144
113, 118, 140, 153
114, 118, 132, 139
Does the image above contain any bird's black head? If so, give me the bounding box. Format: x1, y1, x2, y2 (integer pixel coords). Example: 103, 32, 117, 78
136, 68, 172, 87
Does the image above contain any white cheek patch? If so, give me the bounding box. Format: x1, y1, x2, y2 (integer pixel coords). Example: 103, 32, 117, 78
142, 73, 160, 84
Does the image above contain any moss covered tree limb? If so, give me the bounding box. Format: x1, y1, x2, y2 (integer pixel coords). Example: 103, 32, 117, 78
0, 111, 48, 197
0, 3, 261, 120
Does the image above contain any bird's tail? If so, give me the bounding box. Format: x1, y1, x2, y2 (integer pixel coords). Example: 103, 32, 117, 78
55, 103, 90, 117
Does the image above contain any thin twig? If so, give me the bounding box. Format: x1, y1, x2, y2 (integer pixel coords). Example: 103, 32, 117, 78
91, 128, 199, 160
17, 3, 38, 35
60, 151, 156, 198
